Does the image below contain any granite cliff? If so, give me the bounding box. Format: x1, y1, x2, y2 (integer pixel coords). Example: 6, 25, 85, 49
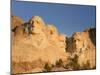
12, 16, 96, 74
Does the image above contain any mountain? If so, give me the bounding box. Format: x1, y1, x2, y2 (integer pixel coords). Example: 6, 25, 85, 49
12, 16, 70, 74
12, 15, 96, 74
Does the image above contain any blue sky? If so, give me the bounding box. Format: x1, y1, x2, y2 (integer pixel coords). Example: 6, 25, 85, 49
12, 0, 96, 37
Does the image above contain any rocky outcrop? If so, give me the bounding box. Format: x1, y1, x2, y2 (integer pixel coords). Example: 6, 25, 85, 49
12, 16, 70, 74
11, 15, 25, 30
66, 28, 96, 69
12, 15, 96, 74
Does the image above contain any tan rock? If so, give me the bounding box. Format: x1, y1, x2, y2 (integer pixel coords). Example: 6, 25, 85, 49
12, 15, 96, 74
68, 28, 96, 68
11, 15, 25, 29
12, 16, 68, 74
29, 16, 45, 33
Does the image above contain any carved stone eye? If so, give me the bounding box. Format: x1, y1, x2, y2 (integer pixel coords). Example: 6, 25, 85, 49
36, 20, 39, 24
32, 21, 34, 25
77, 39, 80, 41
50, 30, 53, 35
72, 38, 76, 42
12, 26, 18, 32
73, 39, 80, 43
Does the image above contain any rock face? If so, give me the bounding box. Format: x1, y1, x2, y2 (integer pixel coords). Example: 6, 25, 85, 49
12, 16, 69, 74
11, 15, 25, 29
66, 28, 96, 69
12, 15, 96, 74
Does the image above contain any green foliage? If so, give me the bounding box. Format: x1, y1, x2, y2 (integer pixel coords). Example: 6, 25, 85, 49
44, 63, 52, 72
64, 54, 80, 70
51, 64, 55, 67
55, 59, 63, 67
71, 54, 78, 63
69, 60, 80, 70
64, 55, 92, 70
65, 37, 74, 53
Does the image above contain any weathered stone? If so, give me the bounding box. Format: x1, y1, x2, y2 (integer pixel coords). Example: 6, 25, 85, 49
12, 15, 96, 74
67, 28, 96, 68
12, 16, 69, 74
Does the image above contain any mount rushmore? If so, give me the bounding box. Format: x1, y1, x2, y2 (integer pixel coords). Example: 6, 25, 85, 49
12, 15, 96, 74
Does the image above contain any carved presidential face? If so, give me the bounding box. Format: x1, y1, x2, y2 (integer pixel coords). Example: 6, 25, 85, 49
72, 32, 88, 50
29, 16, 45, 33
30, 16, 45, 28
46, 25, 58, 35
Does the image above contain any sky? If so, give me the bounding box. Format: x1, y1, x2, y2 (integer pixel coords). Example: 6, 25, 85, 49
12, 0, 96, 37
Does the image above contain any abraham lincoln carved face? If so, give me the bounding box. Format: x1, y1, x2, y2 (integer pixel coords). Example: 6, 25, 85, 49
72, 32, 88, 52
